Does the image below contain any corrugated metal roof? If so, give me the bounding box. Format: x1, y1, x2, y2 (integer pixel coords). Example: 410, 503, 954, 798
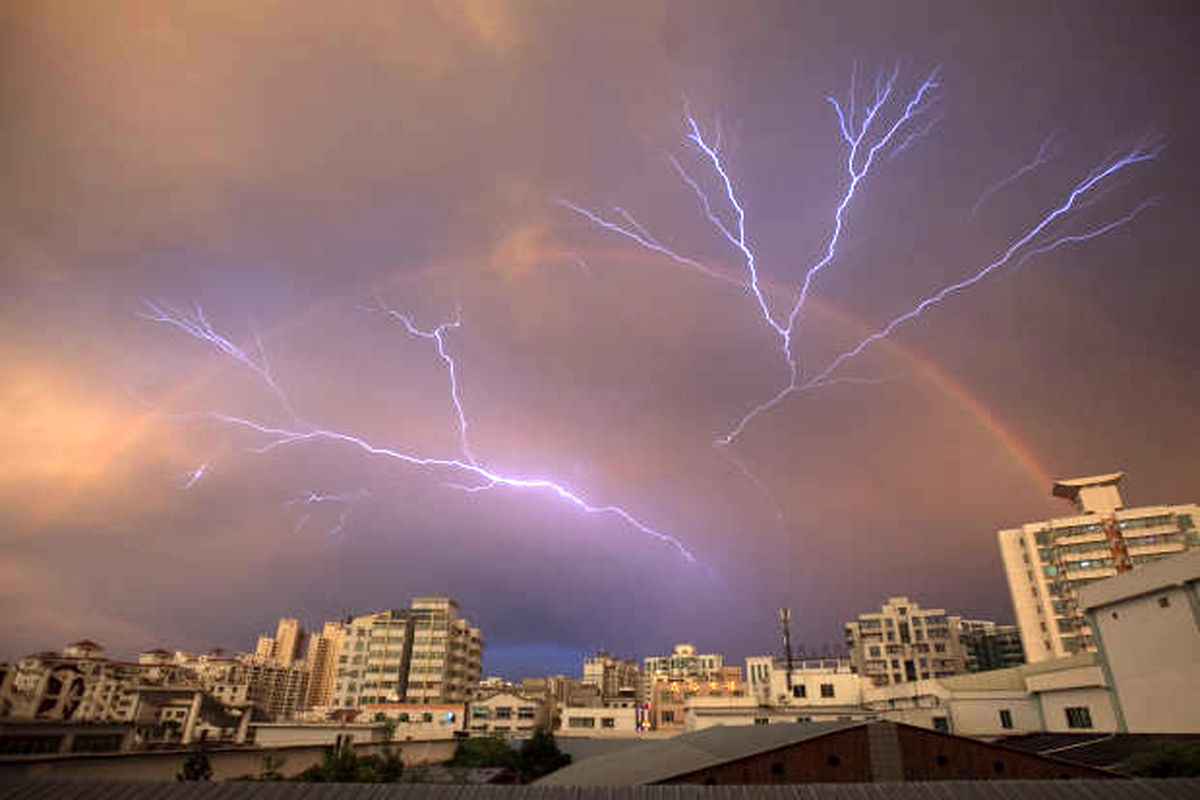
536, 721, 862, 785
2, 779, 1200, 799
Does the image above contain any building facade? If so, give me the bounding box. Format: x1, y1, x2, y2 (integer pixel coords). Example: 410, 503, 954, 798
581, 652, 640, 701
844, 597, 968, 687
961, 623, 1025, 672
468, 690, 549, 737
1079, 547, 1200, 733
998, 472, 1200, 662
331, 597, 482, 709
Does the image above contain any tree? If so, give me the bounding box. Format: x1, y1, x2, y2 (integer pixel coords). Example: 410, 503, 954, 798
450, 735, 520, 770
293, 745, 404, 783
517, 728, 571, 782
1118, 742, 1200, 778
177, 748, 213, 781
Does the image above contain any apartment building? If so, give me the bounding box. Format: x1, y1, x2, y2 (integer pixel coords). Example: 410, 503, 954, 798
304, 621, 345, 709
406, 596, 483, 704
642, 643, 739, 704
844, 597, 969, 687
998, 472, 1200, 662
331, 597, 482, 709
253, 618, 306, 668
581, 651, 640, 701
961, 624, 1025, 672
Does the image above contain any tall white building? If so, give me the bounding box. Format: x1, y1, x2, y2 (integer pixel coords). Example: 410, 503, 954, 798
998, 472, 1200, 663
844, 597, 969, 687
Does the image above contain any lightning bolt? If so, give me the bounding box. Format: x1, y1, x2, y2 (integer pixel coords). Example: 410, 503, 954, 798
369, 298, 475, 465
139, 299, 300, 424
565, 65, 940, 444
802, 148, 1160, 389
142, 303, 700, 564
971, 132, 1059, 219
180, 462, 208, 489
286, 489, 371, 537
564, 66, 1158, 448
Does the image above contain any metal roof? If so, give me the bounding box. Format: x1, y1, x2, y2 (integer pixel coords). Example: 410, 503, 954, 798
2, 780, 1200, 799
536, 721, 862, 785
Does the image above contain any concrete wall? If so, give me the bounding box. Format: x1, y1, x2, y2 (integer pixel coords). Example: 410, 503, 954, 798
1037, 687, 1118, 733
947, 694, 1041, 737
1089, 579, 1200, 733
0, 739, 457, 782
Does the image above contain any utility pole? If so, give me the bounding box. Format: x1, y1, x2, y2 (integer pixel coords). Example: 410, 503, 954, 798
779, 608, 795, 694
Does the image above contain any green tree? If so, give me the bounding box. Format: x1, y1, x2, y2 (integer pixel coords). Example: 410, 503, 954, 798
450, 735, 520, 770
517, 728, 571, 782
1118, 742, 1200, 778
294, 745, 404, 783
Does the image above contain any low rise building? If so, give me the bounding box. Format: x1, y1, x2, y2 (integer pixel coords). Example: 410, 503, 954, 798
468, 690, 550, 738
1080, 546, 1200, 733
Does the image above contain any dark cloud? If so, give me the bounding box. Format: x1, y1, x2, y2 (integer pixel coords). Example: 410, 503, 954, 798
2, 1, 1198, 679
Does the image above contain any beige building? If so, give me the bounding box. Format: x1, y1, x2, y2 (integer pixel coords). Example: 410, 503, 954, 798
998, 472, 1200, 662
303, 621, 345, 709
641, 643, 738, 707
844, 597, 968, 687
468, 690, 549, 737
581, 651, 640, 701
1079, 547, 1200, 733
559, 704, 639, 737
253, 618, 306, 668
407, 597, 483, 704
332, 597, 482, 709
744, 656, 862, 709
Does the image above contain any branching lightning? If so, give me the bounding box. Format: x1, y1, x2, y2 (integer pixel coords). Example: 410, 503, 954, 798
563, 66, 1159, 449
801, 146, 1160, 390
143, 302, 699, 564
564, 65, 942, 445
971, 132, 1059, 219
286, 489, 371, 537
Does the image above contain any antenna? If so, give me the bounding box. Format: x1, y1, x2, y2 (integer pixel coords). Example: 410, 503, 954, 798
779, 608, 794, 693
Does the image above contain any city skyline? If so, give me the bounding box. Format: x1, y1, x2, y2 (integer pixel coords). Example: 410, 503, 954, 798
4, 2, 1200, 682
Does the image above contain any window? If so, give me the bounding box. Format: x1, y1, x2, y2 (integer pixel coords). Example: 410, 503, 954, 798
1065, 707, 1093, 729
999, 709, 1013, 729
820, 683, 835, 698
792, 685, 806, 698
661, 711, 675, 722
567, 716, 595, 728
1158, 596, 1171, 608
495, 707, 512, 720
601, 717, 615, 728
754, 717, 769, 725
932, 716, 949, 732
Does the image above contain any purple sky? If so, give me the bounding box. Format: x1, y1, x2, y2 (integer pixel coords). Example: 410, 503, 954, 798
2, 1, 1198, 679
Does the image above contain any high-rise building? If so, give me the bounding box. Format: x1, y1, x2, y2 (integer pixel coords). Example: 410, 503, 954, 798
407, 597, 483, 705
252, 618, 306, 668
642, 644, 739, 707
844, 597, 968, 687
960, 624, 1025, 672
998, 472, 1200, 663
304, 621, 345, 709
581, 651, 640, 701
331, 597, 482, 709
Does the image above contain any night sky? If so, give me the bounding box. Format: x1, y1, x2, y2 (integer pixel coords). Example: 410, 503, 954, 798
3, 1, 1199, 679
